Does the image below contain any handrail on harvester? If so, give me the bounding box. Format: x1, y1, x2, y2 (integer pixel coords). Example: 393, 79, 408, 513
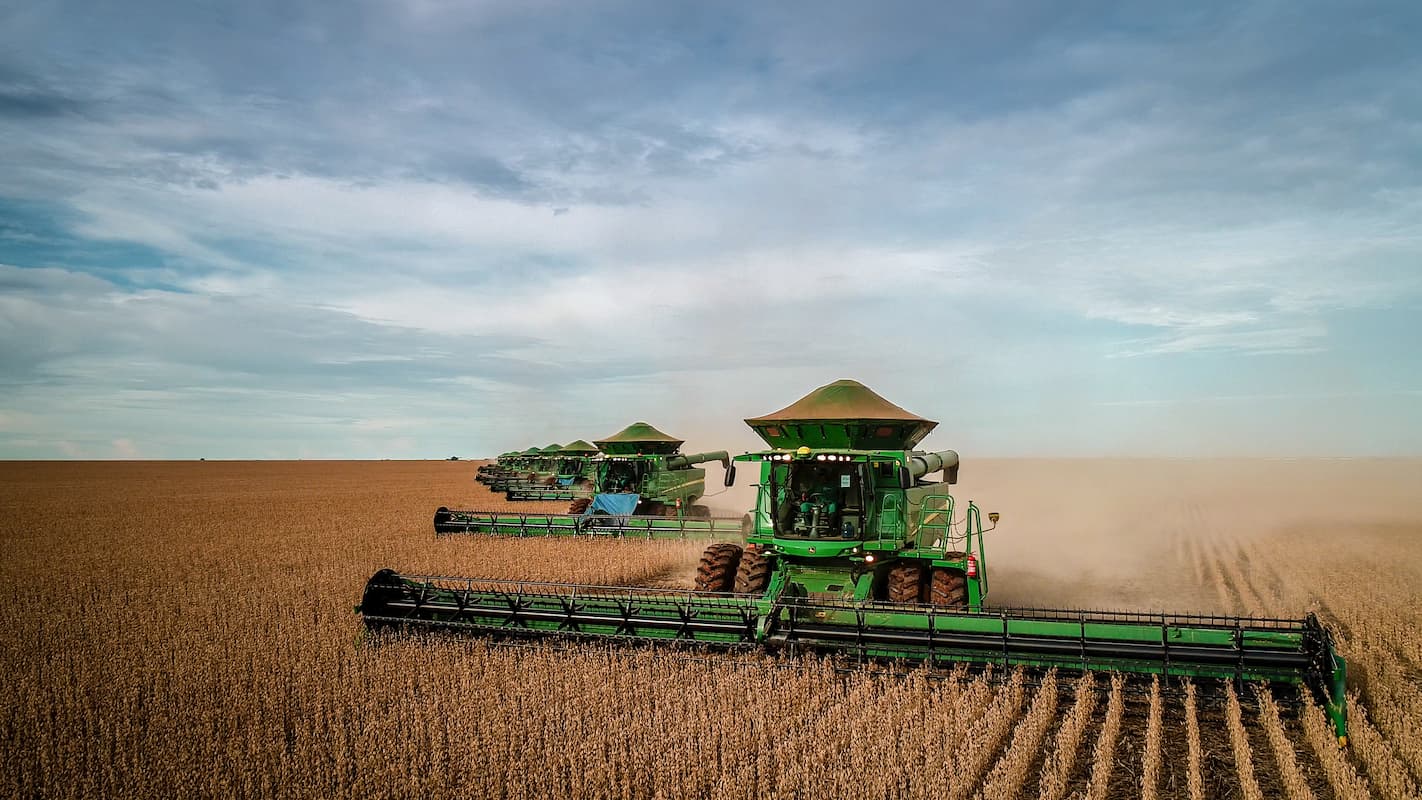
966, 503, 988, 597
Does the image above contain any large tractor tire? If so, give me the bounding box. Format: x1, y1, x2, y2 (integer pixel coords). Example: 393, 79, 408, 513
734, 549, 771, 594
568, 498, 591, 514
640, 501, 666, 517
886, 563, 925, 603
930, 568, 969, 609
694, 543, 743, 592
689, 504, 712, 518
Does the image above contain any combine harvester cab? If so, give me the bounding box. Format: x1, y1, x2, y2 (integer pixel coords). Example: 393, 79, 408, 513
502, 440, 601, 501
372, 379, 1349, 741
433, 422, 745, 539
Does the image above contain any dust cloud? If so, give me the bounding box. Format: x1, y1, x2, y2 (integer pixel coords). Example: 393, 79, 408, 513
953, 458, 1422, 612
688, 454, 1422, 614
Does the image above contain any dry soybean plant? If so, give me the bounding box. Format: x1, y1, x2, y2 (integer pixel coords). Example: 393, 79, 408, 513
946, 669, 1027, 796
1226, 681, 1265, 800
1141, 675, 1163, 800
978, 670, 1058, 800
1080, 674, 1125, 800
4, 461, 1422, 800
1301, 694, 1372, 800
1255, 685, 1316, 800
1184, 681, 1205, 800
1344, 690, 1421, 800
1037, 672, 1097, 800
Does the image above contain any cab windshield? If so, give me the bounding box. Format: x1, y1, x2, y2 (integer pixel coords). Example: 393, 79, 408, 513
599, 459, 648, 493
769, 460, 870, 539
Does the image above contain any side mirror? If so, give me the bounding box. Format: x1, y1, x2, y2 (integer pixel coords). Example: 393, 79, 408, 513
988, 512, 1000, 524
898, 466, 913, 489
724, 463, 737, 487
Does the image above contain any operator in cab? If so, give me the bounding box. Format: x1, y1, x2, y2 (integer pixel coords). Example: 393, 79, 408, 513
775, 462, 857, 538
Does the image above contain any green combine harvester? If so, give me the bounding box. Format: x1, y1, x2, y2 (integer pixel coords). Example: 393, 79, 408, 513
486, 443, 566, 492
499, 440, 601, 500
475, 447, 542, 486
434, 422, 745, 537
365, 380, 1349, 741
473, 451, 514, 483
473, 452, 513, 482
492, 440, 602, 497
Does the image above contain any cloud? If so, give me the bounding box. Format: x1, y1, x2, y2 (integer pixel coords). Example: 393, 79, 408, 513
0, 1, 1420, 456
111, 438, 140, 458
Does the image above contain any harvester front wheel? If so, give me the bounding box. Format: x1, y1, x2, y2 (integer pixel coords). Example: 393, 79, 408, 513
886, 563, 924, 603
735, 549, 771, 593
568, 498, 591, 514
689, 504, 712, 518
694, 543, 743, 592
929, 568, 968, 609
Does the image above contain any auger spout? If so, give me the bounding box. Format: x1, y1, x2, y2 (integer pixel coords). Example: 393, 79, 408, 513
909, 449, 959, 483
665, 450, 730, 471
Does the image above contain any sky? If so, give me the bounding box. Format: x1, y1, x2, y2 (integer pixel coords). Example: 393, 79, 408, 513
2, 0, 1420, 459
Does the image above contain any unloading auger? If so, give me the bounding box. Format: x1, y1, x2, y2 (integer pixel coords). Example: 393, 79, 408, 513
434, 422, 745, 538
365, 380, 1349, 740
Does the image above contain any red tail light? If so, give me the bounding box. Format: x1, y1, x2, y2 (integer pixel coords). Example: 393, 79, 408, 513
966, 554, 978, 578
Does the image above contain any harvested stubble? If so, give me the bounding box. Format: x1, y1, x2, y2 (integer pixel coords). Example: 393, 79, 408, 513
3, 459, 1422, 800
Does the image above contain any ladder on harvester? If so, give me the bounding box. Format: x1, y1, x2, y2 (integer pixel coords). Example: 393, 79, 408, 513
916, 493, 957, 551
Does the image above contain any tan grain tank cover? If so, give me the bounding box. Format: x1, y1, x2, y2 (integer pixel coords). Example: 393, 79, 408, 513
745, 379, 936, 426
